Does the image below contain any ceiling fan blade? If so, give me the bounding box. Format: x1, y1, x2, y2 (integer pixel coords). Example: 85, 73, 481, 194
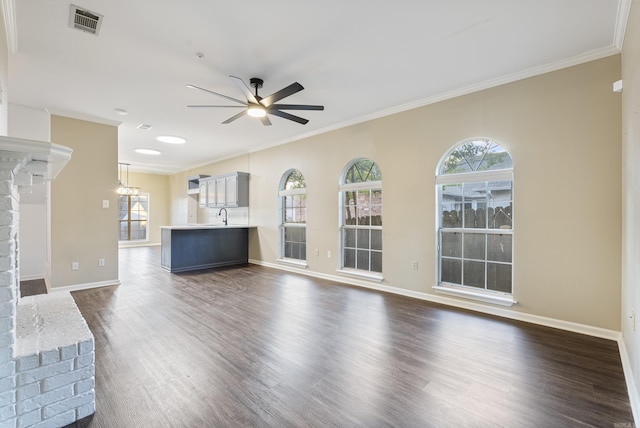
268, 109, 309, 125
187, 84, 246, 105
260, 82, 304, 107
187, 105, 246, 108
229, 76, 259, 104
270, 104, 324, 111
222, 110, 247, 124
259, 115, 272, 126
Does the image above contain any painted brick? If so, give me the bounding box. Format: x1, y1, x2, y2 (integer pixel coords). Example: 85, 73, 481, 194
39, 349, 59, 366
78, 339, 93, 355
0, 302, 14, 318
74, 378, 94, 395
0, 317, 13, 333
0, 418, 15, 428
16, 360, 73, 386
0, 271, 15, 287
75, 401, 95, 420
0, 376, 14, 392
0, 196, 18, 213
0, 347, 11, 365
0, 390, 14, 408
0, 287, 14, 304
0, 211, 13, 227
16, 384, 73, 414
42, 391, 94, 419
15, 408, 39, 428
0, 403, 16, 422
75, 352, 94, 370
0, 334, 13, 349
16, 382, 39, 401
59, 345, 77, 361
0, 362, 15, 379
31, 409, 75, 428
15, 356, 38, 373
0, 228, 16, 244
41, 366, 92, 393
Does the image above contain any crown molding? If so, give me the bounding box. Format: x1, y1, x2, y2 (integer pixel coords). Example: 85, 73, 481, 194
615, 0, 633, 49
1, 0, 17, 54
248, 46, 622, 158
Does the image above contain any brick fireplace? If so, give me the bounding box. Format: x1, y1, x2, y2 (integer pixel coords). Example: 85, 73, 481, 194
0, 136, 96, 428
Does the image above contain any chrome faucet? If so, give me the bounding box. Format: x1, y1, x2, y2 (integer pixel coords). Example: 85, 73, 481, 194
218, 207, 228, 226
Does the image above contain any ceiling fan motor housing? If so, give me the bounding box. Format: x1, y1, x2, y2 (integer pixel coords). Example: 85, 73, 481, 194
249, 78, 264, 89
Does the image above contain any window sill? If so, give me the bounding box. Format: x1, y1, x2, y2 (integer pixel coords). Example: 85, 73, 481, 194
433, 285, 516, 307
276, 258, 308, 268
337, 269, 384, 283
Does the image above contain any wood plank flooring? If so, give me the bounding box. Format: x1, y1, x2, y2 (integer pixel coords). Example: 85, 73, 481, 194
65, 246, 633, 427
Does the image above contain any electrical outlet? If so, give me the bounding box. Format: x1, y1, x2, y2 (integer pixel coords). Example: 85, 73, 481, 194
102, 200, 110, 208
327, 251, 332, 258
411, 260, 419, 270
314, 249, 319, 257
99, 258, 105, 267
72, 262, 79, 271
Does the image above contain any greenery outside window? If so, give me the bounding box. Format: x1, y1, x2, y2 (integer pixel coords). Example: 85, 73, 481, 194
339, 159, 382, 278
279, 169, 307, 263
436, 139, 514, 305
119, 193, 149, 241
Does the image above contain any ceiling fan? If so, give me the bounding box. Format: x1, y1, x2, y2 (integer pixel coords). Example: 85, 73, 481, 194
187, 76, 324, 126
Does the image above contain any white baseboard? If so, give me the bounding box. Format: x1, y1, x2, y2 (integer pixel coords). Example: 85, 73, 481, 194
618, 339, 640, 426
249, 259, 621, 341
50, 279, 121, 294
19, 274, 45, 281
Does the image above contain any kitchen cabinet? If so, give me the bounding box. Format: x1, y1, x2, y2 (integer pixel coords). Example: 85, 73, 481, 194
198, 180, 208, 208
160, 225, 254, 272
200, 172, 249, 208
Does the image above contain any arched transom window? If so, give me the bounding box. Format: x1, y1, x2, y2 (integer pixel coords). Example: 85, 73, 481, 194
436, 139, 514, 304
279, 169, 307, 262
339, 159, 382, 276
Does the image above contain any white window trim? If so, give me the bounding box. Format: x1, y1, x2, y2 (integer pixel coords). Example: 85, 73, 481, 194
433, 284, 516, 307
337, 268, 384, 283
436, 168, 513, 185
339, 180, 383, 192
277, 257, 308, 268
279, 187, 307, 197
279, 171, 307, 262
435, 142, 514, 303
118, 192, 150, 243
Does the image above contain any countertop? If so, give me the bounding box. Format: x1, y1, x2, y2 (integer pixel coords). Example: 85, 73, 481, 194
160, 224, 256, 230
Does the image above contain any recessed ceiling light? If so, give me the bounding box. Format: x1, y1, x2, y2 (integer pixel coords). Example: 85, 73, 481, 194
114, 108, 128, 116
135, 148, 161, 155
156, 135, 186, 144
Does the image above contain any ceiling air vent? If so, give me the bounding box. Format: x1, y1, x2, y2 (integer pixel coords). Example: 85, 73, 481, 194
69, 5, 103, 36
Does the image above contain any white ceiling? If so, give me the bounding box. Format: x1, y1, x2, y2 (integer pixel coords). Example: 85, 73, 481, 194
8, 0, 629, 174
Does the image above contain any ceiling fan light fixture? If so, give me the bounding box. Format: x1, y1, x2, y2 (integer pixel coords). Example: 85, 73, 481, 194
247, 105, 266, 118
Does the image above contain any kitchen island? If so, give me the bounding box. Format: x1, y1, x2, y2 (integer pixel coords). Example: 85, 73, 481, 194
160, 225, 255, 273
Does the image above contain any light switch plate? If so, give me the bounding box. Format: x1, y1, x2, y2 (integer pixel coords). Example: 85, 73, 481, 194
102, 200, 109, 208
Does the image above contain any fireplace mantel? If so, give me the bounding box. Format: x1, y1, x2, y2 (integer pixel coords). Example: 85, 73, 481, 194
0, 135, 72, 181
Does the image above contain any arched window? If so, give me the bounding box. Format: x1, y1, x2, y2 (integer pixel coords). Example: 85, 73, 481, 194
278, 169, 307, 263
435, 139, 514, 305
339, 159, 382, 277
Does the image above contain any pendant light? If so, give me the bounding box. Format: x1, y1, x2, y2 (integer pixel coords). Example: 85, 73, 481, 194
117, 163, 140, 196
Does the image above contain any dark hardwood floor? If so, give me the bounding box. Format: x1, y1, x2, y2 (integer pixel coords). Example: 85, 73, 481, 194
65, 246, 633, 427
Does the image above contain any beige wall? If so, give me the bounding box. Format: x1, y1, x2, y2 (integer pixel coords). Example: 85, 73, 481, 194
170, 55, 622, 331
122, 172, 171, 245
50, 115, 119, 288
621, 0, 640, 415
